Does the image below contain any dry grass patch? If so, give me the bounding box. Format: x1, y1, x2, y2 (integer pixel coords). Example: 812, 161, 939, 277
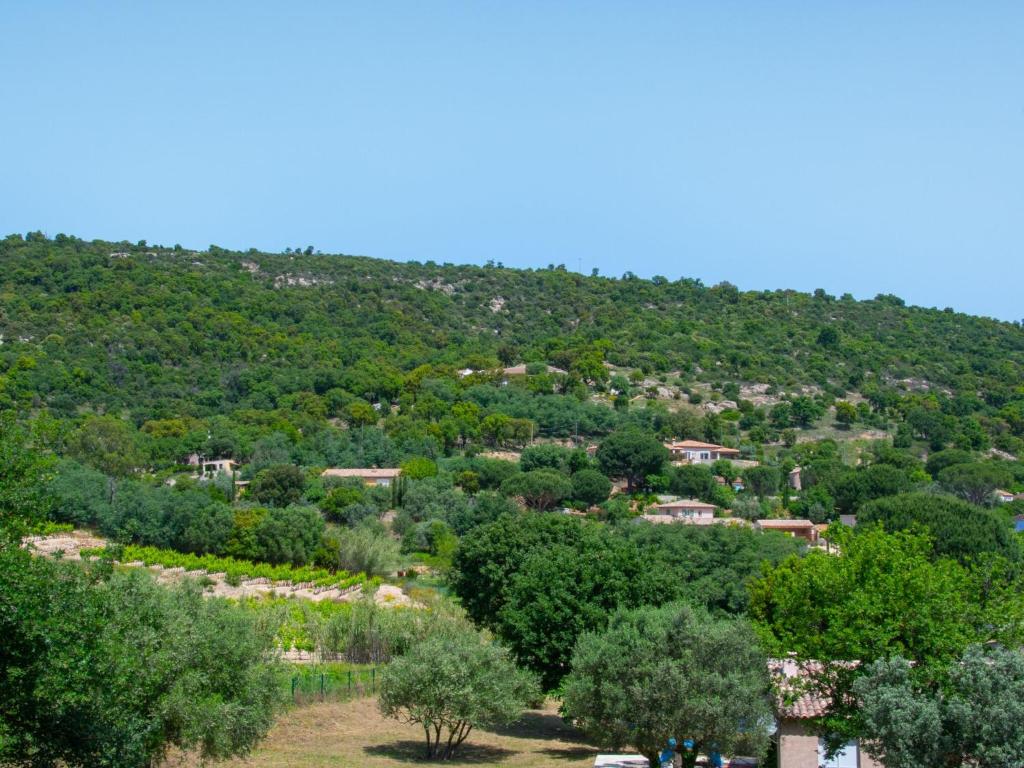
167, 696, 596, 768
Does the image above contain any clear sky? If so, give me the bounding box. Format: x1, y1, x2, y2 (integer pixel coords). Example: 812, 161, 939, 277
2, 1, 1021, 321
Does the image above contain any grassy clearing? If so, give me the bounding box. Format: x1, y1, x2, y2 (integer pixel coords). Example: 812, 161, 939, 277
166, 696, 596, 768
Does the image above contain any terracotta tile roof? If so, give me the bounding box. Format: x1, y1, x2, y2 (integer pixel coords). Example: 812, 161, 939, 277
655, 499, 716, 511
755, 518, 815, 530
321, 467, 402, 479
665, 440, 740, 453
768, 659, 831, 719
769, 658, 860, 720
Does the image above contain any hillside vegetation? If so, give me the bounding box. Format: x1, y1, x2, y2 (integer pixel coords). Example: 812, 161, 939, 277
2, 232, 1022, 434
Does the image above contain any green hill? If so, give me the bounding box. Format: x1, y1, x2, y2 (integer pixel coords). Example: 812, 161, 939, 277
2, 231, 1023, 454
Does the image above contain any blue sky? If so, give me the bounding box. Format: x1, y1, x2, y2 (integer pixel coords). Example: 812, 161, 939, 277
2, 1, 1021, 321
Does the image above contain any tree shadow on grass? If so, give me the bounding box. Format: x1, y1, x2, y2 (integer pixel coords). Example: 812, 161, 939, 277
364, 740, 517, 764
486, 711, 591, 744
539, 746, 597, 761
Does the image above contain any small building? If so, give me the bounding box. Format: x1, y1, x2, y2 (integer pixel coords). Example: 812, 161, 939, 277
653, 499, 716, 522
189, 457, 238, 478
664, 440, 740, 464
770, 658, 881, 768
321, 467, 402, 487
787, 466, 802, 491
754, 519, 818, 543
995, 489, 1016, 503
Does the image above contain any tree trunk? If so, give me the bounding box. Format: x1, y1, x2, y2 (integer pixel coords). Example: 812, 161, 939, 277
423, 724, 433, 759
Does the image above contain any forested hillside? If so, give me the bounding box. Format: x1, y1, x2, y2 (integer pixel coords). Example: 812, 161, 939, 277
2, 232, 1022, 437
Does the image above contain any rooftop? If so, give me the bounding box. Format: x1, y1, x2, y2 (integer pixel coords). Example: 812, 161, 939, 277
769, 658, 830, 719
321, 467, 402, 478
755, 518, 815, 529
769, 658, 860, 720
665, 440, 740, 453
655, 499, 716, 510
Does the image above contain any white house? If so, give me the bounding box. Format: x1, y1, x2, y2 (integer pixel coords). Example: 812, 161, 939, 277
186, 455, 239, 478
664, 440, 740, 464
652, 499, 716, 521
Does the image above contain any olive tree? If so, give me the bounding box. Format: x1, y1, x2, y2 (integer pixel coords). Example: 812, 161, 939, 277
378, 628, 538, 760
561, 601, 773, 767
854, 645, 1024, 768
0, 550, 280, 768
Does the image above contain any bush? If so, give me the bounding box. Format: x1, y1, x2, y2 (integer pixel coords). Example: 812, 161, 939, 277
335, 523, 401, 577
562, 602, 771, 765
519, 444, 572, 473
400, 456, 438, 480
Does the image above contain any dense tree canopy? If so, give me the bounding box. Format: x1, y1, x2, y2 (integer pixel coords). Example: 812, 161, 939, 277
451, 512, 802, 687
858, 493, 1019, 563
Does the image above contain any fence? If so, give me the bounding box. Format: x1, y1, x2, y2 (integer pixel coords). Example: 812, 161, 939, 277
289, 665, 383, 705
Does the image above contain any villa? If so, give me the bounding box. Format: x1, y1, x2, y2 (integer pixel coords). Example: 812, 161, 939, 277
664, 440, 740, 464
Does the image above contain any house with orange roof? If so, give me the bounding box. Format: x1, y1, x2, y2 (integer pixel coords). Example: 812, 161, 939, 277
321, 467, 402, 487
770, 658, 881, 768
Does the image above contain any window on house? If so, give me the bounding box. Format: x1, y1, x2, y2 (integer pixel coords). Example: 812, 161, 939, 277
817, 738, 858, 768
